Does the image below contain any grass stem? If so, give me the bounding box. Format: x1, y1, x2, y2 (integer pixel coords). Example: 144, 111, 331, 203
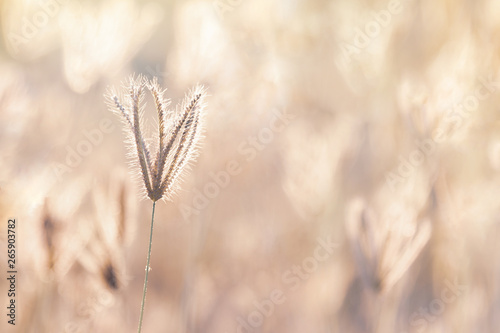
138, 201, 156, 333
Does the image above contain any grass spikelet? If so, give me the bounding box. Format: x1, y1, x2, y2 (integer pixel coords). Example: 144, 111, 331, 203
347, 197, 432, 293
102, 261, 119, 290
42, 199, 56, 271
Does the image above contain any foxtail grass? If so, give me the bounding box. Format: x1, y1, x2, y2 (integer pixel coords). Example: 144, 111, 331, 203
107, 75, 206, 332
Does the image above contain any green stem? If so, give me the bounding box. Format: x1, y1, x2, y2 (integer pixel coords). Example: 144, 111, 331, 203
138, 201, 156, 333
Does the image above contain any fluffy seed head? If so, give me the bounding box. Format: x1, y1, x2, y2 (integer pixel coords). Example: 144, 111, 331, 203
107, 75, 206, 202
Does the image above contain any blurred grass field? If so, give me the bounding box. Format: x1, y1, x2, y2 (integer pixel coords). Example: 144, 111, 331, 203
1, 0, 500, 332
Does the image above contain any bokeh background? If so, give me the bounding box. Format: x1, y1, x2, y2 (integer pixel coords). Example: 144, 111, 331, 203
1, 0, 500, 332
